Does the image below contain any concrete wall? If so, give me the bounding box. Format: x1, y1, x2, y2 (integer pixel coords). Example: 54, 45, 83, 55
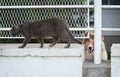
0, 44, 85, 77
83, 60, 111, 77
111, 44, 120, 77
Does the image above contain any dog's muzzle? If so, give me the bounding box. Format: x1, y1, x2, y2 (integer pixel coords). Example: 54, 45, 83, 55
88, 46, 94, 53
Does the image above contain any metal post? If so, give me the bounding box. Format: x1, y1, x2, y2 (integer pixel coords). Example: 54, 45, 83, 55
94, 0, 102, 64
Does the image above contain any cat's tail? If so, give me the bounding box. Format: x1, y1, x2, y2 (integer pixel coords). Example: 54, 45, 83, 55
64, 20, 82, 44
73, 38, 82, 44
66, 27, 82, 44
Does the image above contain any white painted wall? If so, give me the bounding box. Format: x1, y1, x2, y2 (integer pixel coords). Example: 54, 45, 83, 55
0, 57, 83, 77
0, 44, 85, 77
111, 44, 120, 77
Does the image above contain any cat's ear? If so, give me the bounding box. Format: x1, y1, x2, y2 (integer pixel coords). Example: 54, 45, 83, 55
19, 24, 23, 28
11, 25, 17, 29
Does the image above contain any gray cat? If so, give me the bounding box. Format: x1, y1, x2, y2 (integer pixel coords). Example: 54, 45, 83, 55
11, 18, 81, 48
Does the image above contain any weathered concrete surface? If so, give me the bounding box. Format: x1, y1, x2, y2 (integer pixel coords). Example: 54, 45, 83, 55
83, 60, 111, 77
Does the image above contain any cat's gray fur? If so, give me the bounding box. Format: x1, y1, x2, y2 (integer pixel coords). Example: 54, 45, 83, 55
11, 18, 81, 48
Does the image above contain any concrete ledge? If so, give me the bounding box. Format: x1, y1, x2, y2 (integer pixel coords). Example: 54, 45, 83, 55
0, 44, 84, 57
83, 60, 111, 77
111, 43, 120, 57
0, 44, 85, 77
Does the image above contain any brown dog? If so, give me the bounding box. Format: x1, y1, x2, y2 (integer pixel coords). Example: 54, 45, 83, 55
11, 18, 82, 48
82, 32, 107, 60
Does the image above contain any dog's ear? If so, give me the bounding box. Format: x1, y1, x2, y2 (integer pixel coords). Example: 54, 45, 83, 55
84, 31, 88, 37
90, 32, 94, 39
82, 31, 88, 44
82, 39, 85, 44
102, 34, 104, 41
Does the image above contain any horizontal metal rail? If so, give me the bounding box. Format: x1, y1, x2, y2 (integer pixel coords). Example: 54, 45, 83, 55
0, 5, 94, 9
102, 5, 120, 9
1, 28, 120, 31
1, 5, 120, 9
70, 28, 120, 31
0, 28, 94, 31
0, 36, 89, 39
0, 37, 24, 39
0, 28, 11, 31
102, 28, 120, 31
1, 28, 120, 39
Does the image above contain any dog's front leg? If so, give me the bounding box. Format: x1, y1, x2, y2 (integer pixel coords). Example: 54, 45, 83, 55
19, 36, 31, 48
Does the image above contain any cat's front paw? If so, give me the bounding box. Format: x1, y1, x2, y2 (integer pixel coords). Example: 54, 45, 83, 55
18, 45, 25, 48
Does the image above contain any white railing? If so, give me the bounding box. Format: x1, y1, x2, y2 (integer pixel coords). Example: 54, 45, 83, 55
0, 4, 93, 39
0, 5, 94, 9
102, 28, 120, 31
102, 5, 120, 8
1, 27, 120, 31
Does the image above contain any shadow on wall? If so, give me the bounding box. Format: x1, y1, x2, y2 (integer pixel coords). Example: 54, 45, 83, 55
104, 36, 120, 52
104, 36, 120, 60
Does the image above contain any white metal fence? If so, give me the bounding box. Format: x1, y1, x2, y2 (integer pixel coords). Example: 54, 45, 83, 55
0, 0, 94, 39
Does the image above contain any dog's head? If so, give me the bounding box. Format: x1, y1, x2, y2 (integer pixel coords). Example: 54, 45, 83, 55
82, 32, 104, 53
10, 25, 20, 36
82, 32, 94, 53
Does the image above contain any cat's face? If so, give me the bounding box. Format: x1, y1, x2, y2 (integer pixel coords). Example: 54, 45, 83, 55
10, 26, 20, 37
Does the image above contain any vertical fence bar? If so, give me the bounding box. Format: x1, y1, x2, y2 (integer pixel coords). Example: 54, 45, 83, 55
87, 0, 89, 5
94, 0, 102, 64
